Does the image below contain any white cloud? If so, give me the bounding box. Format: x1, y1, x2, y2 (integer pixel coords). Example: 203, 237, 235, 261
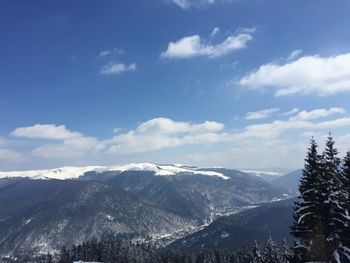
289, 107, 345, 121
161, 29, 253, 59
238, 116, 350, 141
11, 124, 81, 140
171, 0, 215, 10
5, 111, 350, 168
135, 118, 224, 135
245, 108, 279, 120
11, 124, 101, 159
113, 128, 123, 133
104, 118, 226, 154
99, 62, 136, 75
32, 136, 100, 159
98, 48, 123, 58
288, 49, 303, 60
210, 27, 220, 37
240, 52, 350, 96
283, 108, 300, 116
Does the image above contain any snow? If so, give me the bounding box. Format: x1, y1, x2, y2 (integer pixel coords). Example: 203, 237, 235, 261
241, 170, 280, 177
297, 212, 313, 224
0, 163, 230, 180
0, 166, 105, 180
24, 218, 33, 225
221, 231, 230, 238
106, 215, 115, 221
333, 249, 341, 263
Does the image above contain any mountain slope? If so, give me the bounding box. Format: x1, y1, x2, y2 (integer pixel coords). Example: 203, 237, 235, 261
271, 169, 302, 195
105, 168, 287, 222
0, 179, 191, 256
169, 198, 295, 251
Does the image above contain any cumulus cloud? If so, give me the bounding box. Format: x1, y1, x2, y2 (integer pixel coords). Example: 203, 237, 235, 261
99, 62, 136, 75
5, 110, 350, 168
11, 124, 100, 159
104, 118, 227, 154
161, 29, 254, 59
245, 108, 279, 120
11, 124, 81, 140
171, 0, 215, 10
32, 136, 100, 159
240, 52, 350, 96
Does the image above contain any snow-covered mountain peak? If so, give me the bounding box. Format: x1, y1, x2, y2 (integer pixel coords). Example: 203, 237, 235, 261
0, 163, 230, 180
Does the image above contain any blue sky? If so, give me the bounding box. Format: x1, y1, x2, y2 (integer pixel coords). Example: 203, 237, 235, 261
1, 0, 350, 171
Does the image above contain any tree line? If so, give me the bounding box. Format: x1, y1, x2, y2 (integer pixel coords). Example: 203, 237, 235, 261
52, 237, 291, 263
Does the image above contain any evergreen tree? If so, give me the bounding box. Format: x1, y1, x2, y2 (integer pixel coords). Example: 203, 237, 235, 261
281, 238, 291, 263
340, 151, 350, 261
291, 136, 350, 262
249, 241, 263, 263
58, 246, 70, 263
321, 135, 348, 262
262, 236, 281, 263
291, 138, 324, 261
45, 252, 54, 263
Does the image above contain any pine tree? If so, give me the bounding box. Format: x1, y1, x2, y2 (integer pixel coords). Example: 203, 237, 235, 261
291, 138, 324, 261
281, 238, 291, 263
249, 241, 263, 263
339, 151, 350, 261
262, 236, 281, 263
291, 136, 350, 262
58, 246, 70, 263
320, 135, 348, 262
45, 252, 54, 263
250, 241, 263, 263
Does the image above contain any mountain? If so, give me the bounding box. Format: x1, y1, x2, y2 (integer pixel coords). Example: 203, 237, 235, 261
0, 163, 290, 257
169, 198, 295, 251
271, 169, 302, 195
0, 163, 229, 181
0, 179, 191, 256
104, 168, 287, 222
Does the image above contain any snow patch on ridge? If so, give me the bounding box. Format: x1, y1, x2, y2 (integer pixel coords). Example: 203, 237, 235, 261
0, 163, 230, 180
241, 170, 280, 177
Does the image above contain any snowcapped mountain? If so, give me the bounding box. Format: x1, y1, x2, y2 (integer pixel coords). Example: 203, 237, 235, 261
0, 163, 229, 180
0, 163, 290, 257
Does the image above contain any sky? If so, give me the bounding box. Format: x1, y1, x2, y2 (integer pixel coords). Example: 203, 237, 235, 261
1, 0, 350, 171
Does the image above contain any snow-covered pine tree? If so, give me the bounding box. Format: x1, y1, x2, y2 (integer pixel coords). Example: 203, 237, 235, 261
321, 135, 348, 262
281, 238, 291, 263
339, 151, 350, 261
291, 138, 325, 261
262, 236, 282, 263
249, 241, 263, 263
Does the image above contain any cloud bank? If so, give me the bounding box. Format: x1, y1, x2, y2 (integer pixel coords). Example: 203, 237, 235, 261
4, 108, 350, 169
